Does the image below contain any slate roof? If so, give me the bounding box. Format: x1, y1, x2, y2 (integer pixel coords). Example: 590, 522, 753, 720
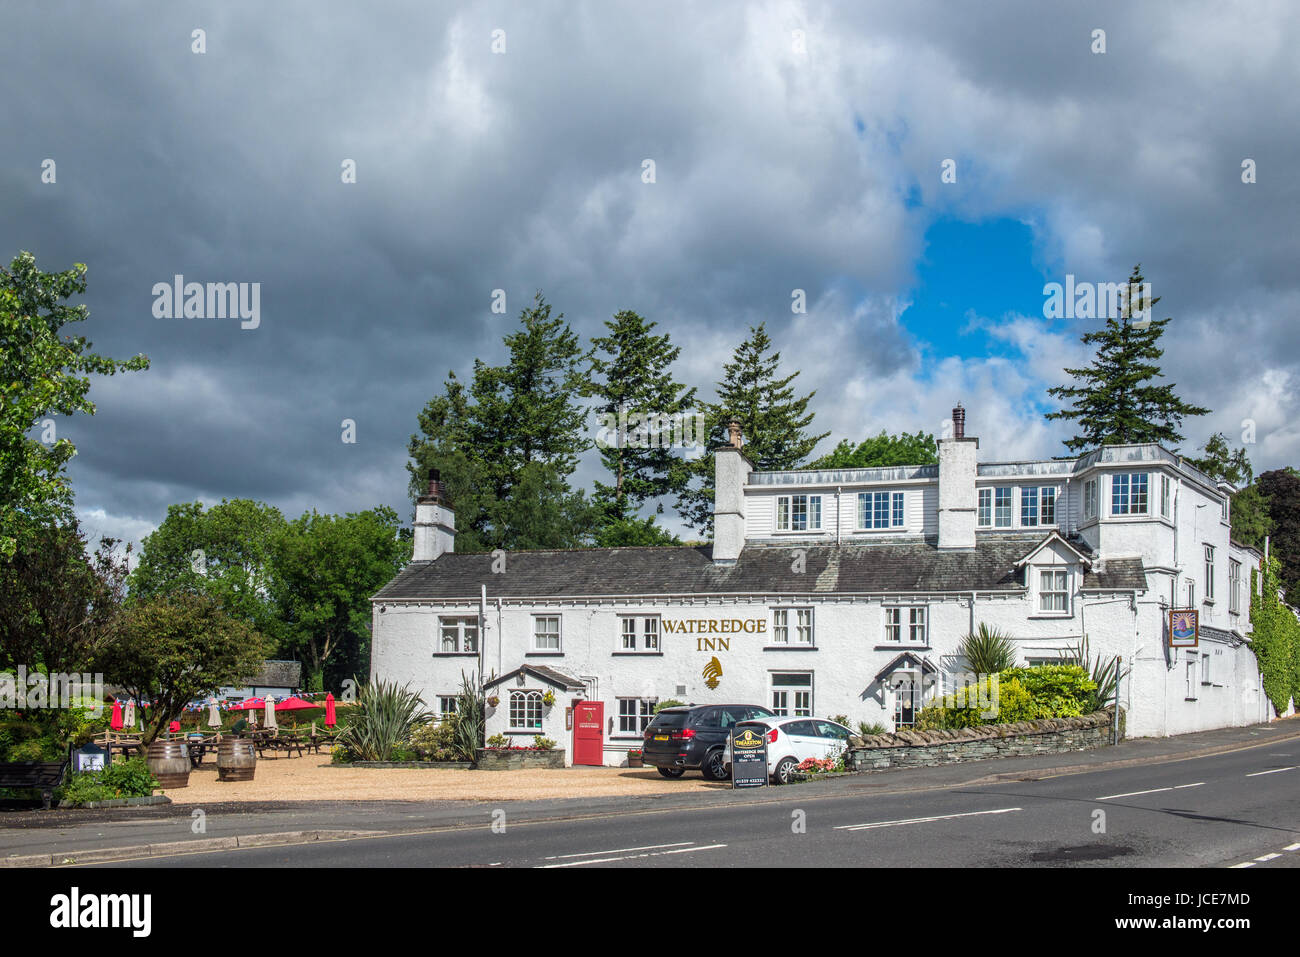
372, 536, 1147, 601
484, 665, 586, 691
243, 660, 302, 689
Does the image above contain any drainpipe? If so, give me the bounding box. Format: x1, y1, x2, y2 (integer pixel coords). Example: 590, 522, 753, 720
836, 486, 842, 544
480, 584, 487, 690
1112, 656, 1122, 744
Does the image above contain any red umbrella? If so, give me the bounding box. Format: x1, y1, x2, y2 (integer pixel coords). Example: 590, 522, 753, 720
110, 700, 124, 730
324, 692, 337, 728
230, 697, 265, 711
274, 696, 316, 711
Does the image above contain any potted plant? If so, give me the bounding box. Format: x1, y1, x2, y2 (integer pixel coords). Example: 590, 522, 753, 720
542, 690, 556, 707
627, 748, 643, 768
486, 695, 500, 708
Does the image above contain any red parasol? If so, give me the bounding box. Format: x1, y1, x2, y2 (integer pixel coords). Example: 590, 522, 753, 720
273, 696, 316, 711
324, 692, 337, 727
110, 700, 123, 730
230, 697, 265, 711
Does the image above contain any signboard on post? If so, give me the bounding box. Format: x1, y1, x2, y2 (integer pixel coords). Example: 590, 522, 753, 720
73, 743, 107, 773
1169, 609, 1199, 648
730, 727, 768, 789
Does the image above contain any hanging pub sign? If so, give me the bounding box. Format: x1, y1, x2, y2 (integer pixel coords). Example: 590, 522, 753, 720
1169, 609, 1199, 648
730, 726, 768, 789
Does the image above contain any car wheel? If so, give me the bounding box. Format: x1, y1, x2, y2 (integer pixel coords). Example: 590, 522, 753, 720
773, 757, 798, 785
657, 766, 685, 778
700, 749, 730, 781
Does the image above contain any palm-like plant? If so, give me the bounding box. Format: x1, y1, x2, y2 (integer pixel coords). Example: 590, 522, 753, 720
958, 623, 1017, 674
1071, 636, 1130, 712
451, 671, 485, 761
335, 677, 433, 761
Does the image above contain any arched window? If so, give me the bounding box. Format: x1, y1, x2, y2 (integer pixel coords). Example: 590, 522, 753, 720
509, 691, 543, 731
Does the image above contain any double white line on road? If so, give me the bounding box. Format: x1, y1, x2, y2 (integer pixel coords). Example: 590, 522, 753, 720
537, 841, 726, 867
835, 807, 1022, 832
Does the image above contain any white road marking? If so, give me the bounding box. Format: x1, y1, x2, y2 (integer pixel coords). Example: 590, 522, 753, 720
1285, 843, 1300, 852
543, 841, 693, 860
835, 807, 1022, 831
1246, 766, 1297, 777
538, 843, 726, 867
1230, 862, 1256, 869
1096, 783, 1204, 800
1256, 853, 1281, 862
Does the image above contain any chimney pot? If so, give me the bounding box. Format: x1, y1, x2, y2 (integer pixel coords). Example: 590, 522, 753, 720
952, 403, 966, 440
726, 420, 743, 449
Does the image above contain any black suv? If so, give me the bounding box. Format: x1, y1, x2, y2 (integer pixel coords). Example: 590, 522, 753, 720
641, 704, 775, 780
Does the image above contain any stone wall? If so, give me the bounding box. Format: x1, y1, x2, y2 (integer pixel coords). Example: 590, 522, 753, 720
844, 709, 1123, 771
474, 748, 566, 770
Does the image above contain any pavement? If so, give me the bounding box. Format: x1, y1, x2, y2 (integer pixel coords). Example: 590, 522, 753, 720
3, 716, 1298, 867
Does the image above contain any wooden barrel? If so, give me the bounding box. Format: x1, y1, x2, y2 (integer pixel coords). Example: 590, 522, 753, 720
216, 738, 257, 782
146, 740, 190, 789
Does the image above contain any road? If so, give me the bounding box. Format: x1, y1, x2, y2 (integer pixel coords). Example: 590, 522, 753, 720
91, 739, 1300, 868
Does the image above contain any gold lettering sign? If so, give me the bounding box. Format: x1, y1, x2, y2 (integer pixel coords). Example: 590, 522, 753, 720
663, 618, 765, 636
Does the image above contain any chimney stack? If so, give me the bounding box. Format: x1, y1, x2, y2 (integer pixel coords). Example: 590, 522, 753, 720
413, 468, 456, 560
713, 421, 752, 563
937, 403, 978, 550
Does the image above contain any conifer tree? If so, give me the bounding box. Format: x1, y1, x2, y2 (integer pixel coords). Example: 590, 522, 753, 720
586, 309, 697, 529
1046, 265, 1208, 453
678, 324, 828, 533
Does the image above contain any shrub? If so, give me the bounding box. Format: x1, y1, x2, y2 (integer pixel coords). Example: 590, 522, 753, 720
450, 672, 485, 761
1002, 665, 1096, 718
333, 678, 433, 762
486, 733, 510, 749
58, 758, 158, 806
654, 699, 686, 713
1071, 636, 1129, 712
856, 721, 889, 737
532, 736, 556, 750
958, 624, 1018, 674
406, 720, 460, 761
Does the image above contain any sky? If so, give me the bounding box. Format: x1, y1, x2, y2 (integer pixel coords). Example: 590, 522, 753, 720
3, 0, 1298, 548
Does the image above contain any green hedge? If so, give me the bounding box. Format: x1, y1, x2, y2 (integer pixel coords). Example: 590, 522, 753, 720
917, 665, 1096, 731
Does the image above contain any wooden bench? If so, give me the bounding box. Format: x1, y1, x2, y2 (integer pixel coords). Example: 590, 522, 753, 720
0, 760, 70, 810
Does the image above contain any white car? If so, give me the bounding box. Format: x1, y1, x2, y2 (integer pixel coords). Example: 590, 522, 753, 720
723, 717, 854, 784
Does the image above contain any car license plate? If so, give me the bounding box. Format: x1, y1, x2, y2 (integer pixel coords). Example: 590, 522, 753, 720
654, 734, 669, 741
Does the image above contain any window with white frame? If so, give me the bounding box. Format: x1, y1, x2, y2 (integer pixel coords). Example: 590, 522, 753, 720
884, 607, 927, 644
1230, 559, 1242, 615
1204, 545, 1215, 601
994, 487, 1012, 527
619, 615, 660, 652
1039, 569, 1070, 613
1111, 473, 1149, 515
771, 608, 813, 644
772, 608, 789, 644
439, 616, 478, 653
617, 697, 656, 734
509, 690, 543, 730
1084, 479, 1098, 519
437, 696, 458, 718
1021, 487, 1038, 527
1160, 474, 1172, 518
532, 615, 561, 652
858, 491, 904, 530
776, 494, 821, 531
1023, 487, 1057, 527
978, 487, 1012, 527
1201, 652, 1212, 687
1222, 497, 1229, 522
770, 672, 813, 717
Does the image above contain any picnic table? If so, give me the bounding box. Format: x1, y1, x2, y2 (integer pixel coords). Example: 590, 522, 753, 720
93, 732, 144, 763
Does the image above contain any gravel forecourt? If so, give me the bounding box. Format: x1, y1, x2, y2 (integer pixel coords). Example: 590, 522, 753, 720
162, 752, 724, 803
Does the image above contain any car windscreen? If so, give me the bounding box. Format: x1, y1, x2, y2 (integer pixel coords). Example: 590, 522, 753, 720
649, 710, 688, 728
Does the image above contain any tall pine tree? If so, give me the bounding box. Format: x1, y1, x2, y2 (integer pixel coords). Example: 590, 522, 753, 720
1046, 265, 1208, 453
407, 293, 594, 551
586, 310, 696, 532
677, 324, 828, 533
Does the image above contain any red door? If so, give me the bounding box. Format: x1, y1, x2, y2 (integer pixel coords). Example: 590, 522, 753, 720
573, 701, 604, 766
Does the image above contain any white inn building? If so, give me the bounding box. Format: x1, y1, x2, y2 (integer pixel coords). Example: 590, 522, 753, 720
371, 406, 1271, 766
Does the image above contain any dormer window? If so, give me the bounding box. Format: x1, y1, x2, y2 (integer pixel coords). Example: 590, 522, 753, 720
776, 494, 822, 532
1038, 569, 1071, 614
978, 487, 1012, 527
1021, 487, 1058, 527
